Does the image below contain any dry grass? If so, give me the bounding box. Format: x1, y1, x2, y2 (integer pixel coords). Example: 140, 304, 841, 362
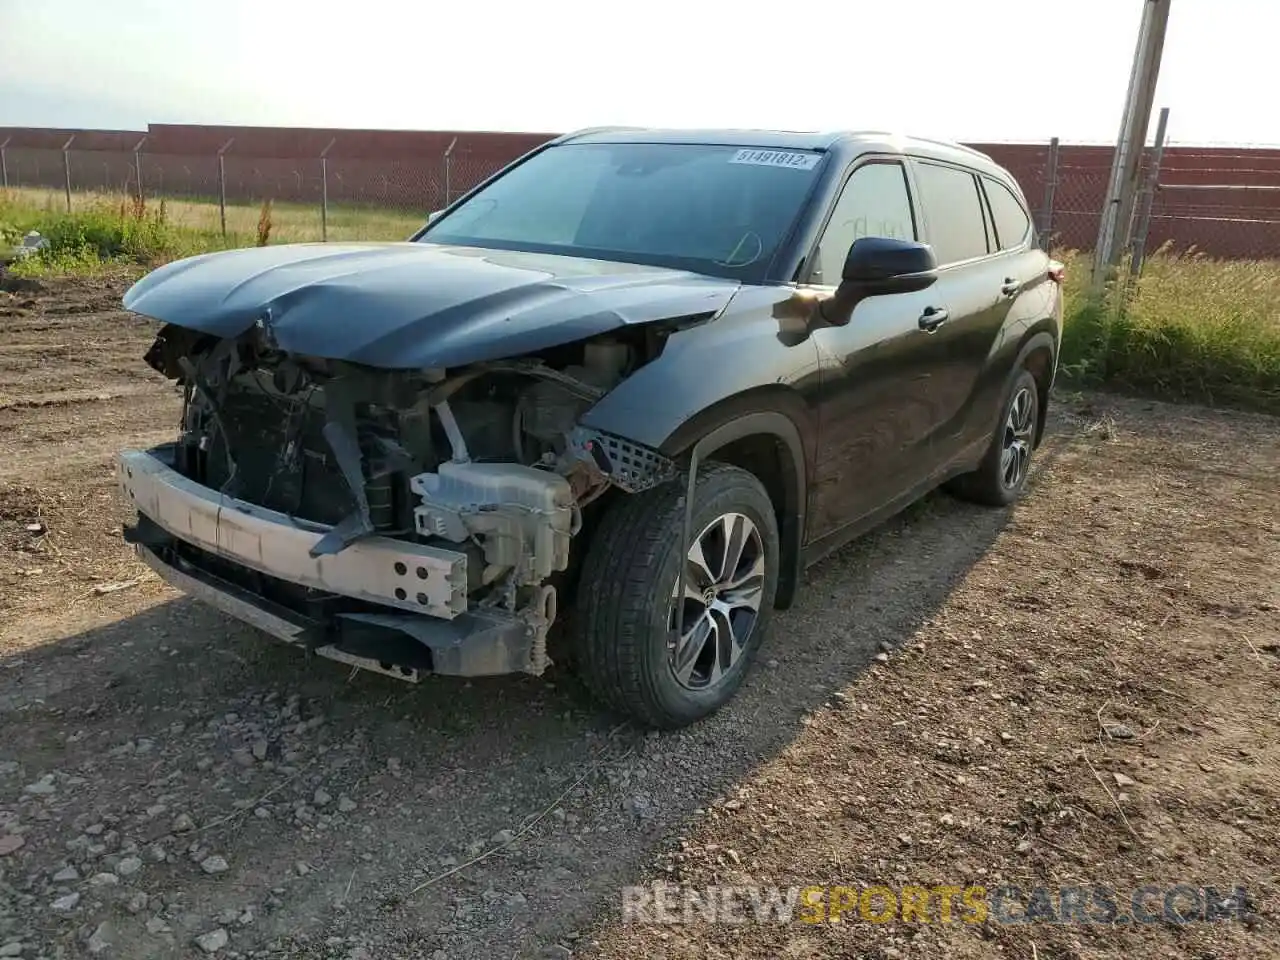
2, 185, 425, 246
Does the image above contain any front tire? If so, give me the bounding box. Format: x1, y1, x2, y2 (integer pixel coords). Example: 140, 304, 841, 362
947, 368, 1040, 507
573, 463, 779, 729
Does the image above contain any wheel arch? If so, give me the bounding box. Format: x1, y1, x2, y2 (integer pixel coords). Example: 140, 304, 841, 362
658, 392, 811, 611
1013, 328, 1057, 446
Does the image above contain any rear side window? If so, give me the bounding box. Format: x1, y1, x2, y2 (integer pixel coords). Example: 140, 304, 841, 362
913, 162, 989, 265
983, 176, 1032, 250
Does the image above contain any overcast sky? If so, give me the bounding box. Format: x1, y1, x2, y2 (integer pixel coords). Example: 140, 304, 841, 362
0, 0, 1274, 145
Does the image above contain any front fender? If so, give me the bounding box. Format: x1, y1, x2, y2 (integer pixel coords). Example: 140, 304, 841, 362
579, 286, 823, 609
578, 286, 821, 455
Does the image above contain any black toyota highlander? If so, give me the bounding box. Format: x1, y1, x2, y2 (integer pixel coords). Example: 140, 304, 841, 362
117, 127, 1063, 728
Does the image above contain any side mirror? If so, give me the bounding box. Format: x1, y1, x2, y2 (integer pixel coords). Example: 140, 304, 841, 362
815, 237, 938, 327
841, 237, 938, 295
427, 210, 444, 224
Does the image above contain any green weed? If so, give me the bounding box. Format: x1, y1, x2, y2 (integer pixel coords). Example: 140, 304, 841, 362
1059, 249, 1280, 412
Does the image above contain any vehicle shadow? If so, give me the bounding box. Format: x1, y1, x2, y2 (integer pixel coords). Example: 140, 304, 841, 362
0, 428, 1075, 958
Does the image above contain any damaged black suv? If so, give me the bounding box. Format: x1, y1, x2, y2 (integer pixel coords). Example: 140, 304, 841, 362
119, 128, 1062, 728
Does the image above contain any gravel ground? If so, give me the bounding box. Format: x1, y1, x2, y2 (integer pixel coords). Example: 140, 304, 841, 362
1, 275, 1276, 959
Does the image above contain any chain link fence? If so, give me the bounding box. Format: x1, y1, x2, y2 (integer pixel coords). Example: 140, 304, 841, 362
1146, 147, 1280, 260
1002, 141, 1280, 262
0, 140, 513, 245
2, 136, 1278, 260
1037, 147, 1115, 253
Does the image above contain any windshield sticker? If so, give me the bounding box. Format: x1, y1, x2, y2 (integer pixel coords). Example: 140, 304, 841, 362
729, 149, 821, 170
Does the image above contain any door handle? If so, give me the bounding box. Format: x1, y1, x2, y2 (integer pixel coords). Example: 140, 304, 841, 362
1001, 278, 1020, 296
918, 307, 949, 332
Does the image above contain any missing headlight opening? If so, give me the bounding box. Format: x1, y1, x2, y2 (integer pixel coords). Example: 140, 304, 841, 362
134, 321, 672, 679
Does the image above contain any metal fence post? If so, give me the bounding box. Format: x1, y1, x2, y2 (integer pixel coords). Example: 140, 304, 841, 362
1039, 137, 1060, 249
62, 135, 76, 211
0, 137, 9, 190
320, 138, 336, 241
443, 137, 457, 207
1130, 107, 1170, 278
133, 136, 147, 205
217, 138, 235, 238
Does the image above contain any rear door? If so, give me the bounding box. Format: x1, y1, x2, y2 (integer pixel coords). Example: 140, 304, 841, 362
906, 160, 1016, 465
968, 173, 1050, 443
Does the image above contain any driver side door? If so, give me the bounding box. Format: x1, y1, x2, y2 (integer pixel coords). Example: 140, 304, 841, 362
805, 159, 952, 540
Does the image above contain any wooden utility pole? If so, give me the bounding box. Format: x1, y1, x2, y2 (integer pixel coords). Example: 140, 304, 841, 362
1092, 0, 1173, 292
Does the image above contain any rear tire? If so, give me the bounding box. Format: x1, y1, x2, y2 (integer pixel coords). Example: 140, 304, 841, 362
573, 463, 779, 729
947, 368, 1039, 507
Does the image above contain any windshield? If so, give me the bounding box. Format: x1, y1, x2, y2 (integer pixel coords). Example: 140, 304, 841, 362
418, 142, 824, 279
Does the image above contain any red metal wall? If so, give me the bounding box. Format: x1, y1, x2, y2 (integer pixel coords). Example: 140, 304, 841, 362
3, 125, 1277, 258
975, 142, 1280, 258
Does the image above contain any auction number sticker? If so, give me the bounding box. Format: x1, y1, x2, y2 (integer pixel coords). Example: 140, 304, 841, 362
729, 149, 821, 170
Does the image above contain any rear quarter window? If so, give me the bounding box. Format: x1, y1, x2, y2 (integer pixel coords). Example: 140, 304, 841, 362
983, 176, 1032, 250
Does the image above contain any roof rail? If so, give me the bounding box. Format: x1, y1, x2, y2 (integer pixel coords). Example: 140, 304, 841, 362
832, 131, 991, 161
909, 135, 993, 161
556, 126, 646, 143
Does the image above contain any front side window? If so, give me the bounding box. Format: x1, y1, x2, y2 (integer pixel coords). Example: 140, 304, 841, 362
810, 162, 916, 285
420, 142, 824, 279
983, 176, 1032, 250
913, 162, 989, 265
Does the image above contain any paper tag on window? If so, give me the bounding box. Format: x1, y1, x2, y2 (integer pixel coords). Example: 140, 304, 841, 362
729, 149, 821, 170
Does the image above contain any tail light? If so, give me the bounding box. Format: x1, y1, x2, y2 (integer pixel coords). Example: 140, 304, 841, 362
1048, 260, 1066, 284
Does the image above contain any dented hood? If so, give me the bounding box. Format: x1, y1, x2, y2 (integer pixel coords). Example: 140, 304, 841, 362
123, 242, 740, 368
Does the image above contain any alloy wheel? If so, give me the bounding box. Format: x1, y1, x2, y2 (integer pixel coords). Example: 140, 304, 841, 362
1001, 387, 1035, 490
668, 512, 766, 690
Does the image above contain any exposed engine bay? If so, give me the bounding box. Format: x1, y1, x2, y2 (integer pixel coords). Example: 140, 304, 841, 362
135, 321, 676, 676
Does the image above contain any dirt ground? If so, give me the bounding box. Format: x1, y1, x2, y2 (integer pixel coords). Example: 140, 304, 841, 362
0, 275, 1276, 960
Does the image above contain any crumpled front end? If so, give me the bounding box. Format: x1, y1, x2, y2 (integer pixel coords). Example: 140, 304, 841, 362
120, 317, 679, 680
